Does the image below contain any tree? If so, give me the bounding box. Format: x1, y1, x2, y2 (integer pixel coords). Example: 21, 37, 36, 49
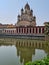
44, 22, 49, 36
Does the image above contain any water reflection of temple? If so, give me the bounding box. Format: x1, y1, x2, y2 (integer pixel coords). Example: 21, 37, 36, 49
16, 45, 35, 65
16, 39, 49, 49
0, 38, 49, 65
16, 40, 49, 65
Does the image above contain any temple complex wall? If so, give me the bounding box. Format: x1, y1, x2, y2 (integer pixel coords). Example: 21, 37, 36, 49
3, 26, 45, 35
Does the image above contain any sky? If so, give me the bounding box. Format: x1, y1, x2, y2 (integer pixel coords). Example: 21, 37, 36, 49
0, 0, 49, 26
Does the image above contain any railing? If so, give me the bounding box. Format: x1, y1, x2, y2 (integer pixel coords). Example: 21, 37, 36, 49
0, 34, 45, 40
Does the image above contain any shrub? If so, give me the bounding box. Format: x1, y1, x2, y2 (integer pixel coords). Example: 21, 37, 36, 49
26, 56, 49, 65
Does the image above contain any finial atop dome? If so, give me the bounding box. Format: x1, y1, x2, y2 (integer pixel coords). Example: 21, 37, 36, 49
25, 3, 30, 10
21, 8, 23, 11
21, 8, 24, 15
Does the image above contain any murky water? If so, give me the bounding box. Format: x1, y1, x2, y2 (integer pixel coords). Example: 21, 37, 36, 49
0, 38, 49, 65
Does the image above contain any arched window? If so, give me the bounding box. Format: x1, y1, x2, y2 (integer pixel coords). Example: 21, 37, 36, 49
16, 28, 18, 33
22, 28, 23, 33
5, 30, 6, 32
7, 30, 8, 33
11, 30, 12, 34
36, 27, 37, 33
9, 30, 10, 33
42, 28, 44, 33
33, 28, 34, 33
24, 28, 25, 33
30, 28, 31, 33
39, 28, 41, 33
27, 28, 28, 33
19, 28, 20, 33
13, 30, 14, 34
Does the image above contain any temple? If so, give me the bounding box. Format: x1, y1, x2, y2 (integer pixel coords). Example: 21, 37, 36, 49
17, 3, 36, 26
0, 3, 48, 39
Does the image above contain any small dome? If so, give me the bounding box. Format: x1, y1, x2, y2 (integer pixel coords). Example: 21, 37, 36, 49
21, 8, 23, 11
18, 15, 20, 17
25, 3, 30, 10
31, 9, 33, 12
34, 16, 36, 19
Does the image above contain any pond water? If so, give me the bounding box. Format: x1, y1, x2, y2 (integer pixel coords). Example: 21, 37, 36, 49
0, 38, 49, 65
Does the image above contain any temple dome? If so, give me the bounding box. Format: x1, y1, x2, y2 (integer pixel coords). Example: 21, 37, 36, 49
25, 3, 30, 10
21, 8, 23, 11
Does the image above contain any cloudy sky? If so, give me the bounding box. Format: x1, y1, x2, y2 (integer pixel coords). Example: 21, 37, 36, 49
0, 0, 49, 26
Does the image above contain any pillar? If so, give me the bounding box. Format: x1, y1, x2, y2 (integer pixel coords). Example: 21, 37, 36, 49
16, 28, 18, 34
26, 27, 27, 34
41, 28, 42, 34
33, 28, 34, 33
20, 28, 22, 34
18, 28, 19, 34
31, 28, 33, 34
28, 28, 30, 34
37, 27, 39, 34
23, 28, 24, 34
34, 27, 36, 34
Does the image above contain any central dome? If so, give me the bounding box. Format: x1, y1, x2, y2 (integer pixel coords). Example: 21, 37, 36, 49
25, 3, 30, 10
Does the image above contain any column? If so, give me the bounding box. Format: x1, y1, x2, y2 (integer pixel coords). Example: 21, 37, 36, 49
18, 28, 19, 34
32, 28, 33, 33
37, 27, 39, 34
14, 30, 16, 34
24, 28, 25, 34
28, 28, 30, 34
41, 28, 42, 34
26, 28, 27, 34
23, 28, 24, 34
16, 28, 18, 34
34, 27, 36, 34
21, 28, 23, 34
31, 28, 33, 34
20, 28, 22, 34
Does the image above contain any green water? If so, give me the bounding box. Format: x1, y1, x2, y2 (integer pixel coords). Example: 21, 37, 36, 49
0, 38, 49, 65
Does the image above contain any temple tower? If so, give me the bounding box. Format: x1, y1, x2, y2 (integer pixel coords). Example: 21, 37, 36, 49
17, 3, 36, 26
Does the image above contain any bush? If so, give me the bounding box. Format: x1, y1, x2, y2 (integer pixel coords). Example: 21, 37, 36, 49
26, 56, 49, 65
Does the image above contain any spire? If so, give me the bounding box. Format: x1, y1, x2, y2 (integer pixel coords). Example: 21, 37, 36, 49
25, 3, 30, 10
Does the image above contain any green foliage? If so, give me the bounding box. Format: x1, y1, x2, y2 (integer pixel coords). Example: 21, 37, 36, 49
26, 56, 49, 65
44, 23, 49, 36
